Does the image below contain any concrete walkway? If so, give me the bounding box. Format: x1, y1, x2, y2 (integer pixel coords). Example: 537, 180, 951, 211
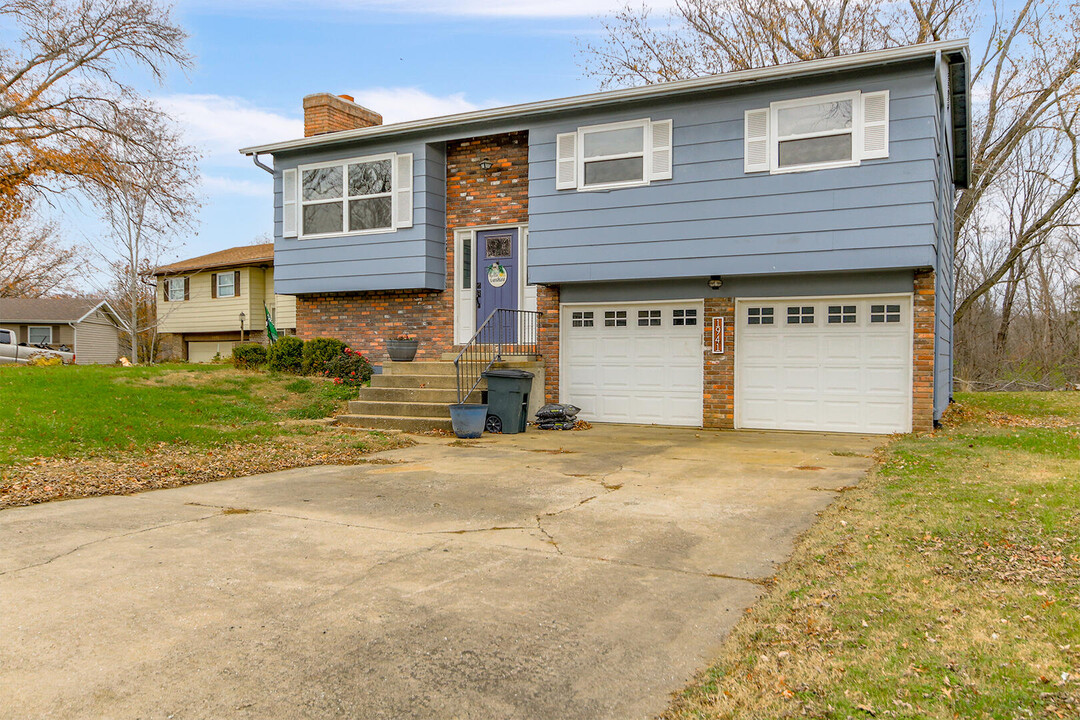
0, 426, 878, 719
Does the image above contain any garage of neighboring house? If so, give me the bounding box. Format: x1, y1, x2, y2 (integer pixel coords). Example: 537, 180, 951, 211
561, 300, 705, 427
187, 341, 236, 364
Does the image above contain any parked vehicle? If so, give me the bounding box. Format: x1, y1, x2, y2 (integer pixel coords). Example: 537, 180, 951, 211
0, 327, 75, 364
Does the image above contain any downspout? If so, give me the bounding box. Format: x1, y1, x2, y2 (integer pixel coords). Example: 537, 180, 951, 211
67, 322, 77, 364
251, 153, 274, 175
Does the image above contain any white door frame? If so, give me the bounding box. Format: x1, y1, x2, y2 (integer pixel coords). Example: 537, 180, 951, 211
453, 223, 531, 344
733, 292, 914, 432
559, 298, 705, 425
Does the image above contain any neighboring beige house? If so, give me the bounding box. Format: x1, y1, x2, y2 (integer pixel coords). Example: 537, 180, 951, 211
0, 297, 126, 364
154, 243, 297, 362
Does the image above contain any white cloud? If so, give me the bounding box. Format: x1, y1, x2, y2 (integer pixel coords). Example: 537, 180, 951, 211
200, 175, 270, 198
346, 87, 496, 124
157, 94, 302, 166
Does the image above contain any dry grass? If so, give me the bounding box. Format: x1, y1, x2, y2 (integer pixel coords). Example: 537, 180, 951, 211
662, 392, 1080, 720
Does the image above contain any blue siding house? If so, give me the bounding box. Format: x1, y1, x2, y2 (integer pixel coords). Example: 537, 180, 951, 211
242, 39, 969, 434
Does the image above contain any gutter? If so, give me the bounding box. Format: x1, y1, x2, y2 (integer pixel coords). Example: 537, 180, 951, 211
240, 38, 970, 157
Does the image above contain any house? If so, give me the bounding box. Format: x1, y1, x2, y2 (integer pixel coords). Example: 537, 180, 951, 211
240, 39, 969, 434
154, 243, 297, 362
0, 297, 126, 364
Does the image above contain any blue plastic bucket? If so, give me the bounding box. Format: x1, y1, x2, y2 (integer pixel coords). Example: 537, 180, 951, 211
449, 403, 488, 439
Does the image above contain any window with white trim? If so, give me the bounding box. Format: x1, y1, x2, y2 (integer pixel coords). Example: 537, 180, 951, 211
556, 118, 673, 191
672, 308, 698, 326
28, 326, 52, 344
216, 272, 235, 298
787, 306, 815, 324
746, 307, 774, 325
288, 152, 413, 239
571, 311, 594, 328
828, 305, 857, 324
870, 303, 902, 323
744, 90, 890, 175
604, 310, 627, 327
637, 309, 661, 326
168, 277, 185, 302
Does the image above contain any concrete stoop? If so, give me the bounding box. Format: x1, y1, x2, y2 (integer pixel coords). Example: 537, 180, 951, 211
334, 358, 542, 433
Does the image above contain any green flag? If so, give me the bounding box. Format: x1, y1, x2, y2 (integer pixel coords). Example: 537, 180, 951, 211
264, 304, 279, 343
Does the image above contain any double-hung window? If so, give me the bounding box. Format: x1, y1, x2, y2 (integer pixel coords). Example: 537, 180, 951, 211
216, 272, 235, 298
282, 152, 413, 239
744, 90, 889, 174
168, 277, 186, 302
28, 326, 52, 344
556, 118, 673, 191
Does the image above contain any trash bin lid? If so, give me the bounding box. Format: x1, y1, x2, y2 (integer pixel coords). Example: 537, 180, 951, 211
482, 368, 534, 379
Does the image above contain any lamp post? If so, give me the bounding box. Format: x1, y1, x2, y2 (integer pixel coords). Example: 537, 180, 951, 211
239, 311, 246, 342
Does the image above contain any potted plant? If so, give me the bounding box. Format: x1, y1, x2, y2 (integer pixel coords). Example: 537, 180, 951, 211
387, 333, 419, 362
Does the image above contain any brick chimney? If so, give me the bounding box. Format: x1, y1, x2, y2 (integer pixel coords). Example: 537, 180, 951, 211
303, 93, 383, 137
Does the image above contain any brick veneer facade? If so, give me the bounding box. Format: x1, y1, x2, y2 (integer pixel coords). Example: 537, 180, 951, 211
912, 268, 936, 432
703, 297, 736, 429
537, 285, 561, 402
303, 93, 382, 137
294, 131, 530, 364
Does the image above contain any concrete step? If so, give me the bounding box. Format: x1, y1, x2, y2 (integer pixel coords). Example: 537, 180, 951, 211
371, 374, 464, 390
438, 352, 542, 364
381, 361, 457, 376
359, 386, 481, 404
347, 400, 452, 418
335, 414, 453, 433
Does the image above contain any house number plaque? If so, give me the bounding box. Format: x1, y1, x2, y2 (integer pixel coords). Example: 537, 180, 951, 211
712, 317, 725, 354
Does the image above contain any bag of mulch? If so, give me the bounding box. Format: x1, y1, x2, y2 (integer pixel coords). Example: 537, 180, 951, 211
537, 419, 576, 430
536, 403, 580, 420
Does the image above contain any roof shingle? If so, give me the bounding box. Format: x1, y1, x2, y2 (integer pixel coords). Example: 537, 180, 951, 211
0, 297, 104, 323
154, 243, 274, 275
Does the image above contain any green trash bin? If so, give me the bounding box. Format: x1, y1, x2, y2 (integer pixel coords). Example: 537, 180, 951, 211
482, 368, 534, 434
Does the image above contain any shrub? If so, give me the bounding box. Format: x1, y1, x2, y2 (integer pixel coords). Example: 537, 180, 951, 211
267, 335, 303, 373
302, 337, 347, 375
231, 343, 267, 369
321, 347, 373, 387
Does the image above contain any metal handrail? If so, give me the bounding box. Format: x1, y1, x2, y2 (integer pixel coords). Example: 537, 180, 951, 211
453, 308, 542, 404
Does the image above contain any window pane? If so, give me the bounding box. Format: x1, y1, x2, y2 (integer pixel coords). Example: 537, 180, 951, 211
169, 278, 184, 299
583, 126, 644, 158
302, 167, 342, 201
778, 134, 852, 168
777, 99, 853, 136
217, 274, 234, 296
348, 196, 392, 231
303, 202, 343, 235
348, 159, 392, 197
461, 237, 472, 290
28, 327, 50, 344
584, 157, 644, 186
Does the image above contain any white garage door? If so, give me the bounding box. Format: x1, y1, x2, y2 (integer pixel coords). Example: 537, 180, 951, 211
188, 341, 235, 363
562, 301, 703, 426
736, 296, 912, 434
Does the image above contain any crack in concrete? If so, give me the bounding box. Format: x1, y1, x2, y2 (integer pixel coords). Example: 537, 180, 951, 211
426, 526, 530, 535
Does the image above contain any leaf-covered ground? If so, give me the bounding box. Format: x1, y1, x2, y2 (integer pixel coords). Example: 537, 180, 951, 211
663, 392, 1080, 720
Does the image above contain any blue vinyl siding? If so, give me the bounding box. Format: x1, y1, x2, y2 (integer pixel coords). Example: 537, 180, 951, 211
272, 141, 446, 294
931, 68, 957, 421
527, 60, 942, 285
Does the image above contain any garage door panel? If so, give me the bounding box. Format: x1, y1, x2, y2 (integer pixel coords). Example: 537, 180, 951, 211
737, 296, 911, 434
562, 302, 703, 427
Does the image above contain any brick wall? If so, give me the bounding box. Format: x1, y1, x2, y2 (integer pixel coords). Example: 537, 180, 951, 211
157, 332, 184, 362
912, 269, 936, 432
296, 290, 452, 362
537, 285, 561, 402
703, 297, 736, 429
303, 93, 382, 137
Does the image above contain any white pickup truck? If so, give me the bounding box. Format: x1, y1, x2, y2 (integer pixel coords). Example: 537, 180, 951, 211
0, 327, 75, 364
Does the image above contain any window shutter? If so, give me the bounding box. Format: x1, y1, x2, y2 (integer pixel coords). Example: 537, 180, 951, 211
233, 270, 241, 297
555, 132, 577, 190
860, 90, 890, 159
744, 108, 770, 172
163, 280, 170, 302
282, 168, 298, 238
184, 277, 189, 301
394, 153, 413, 229
649, 119, 673, 181
211, 273, 217, 299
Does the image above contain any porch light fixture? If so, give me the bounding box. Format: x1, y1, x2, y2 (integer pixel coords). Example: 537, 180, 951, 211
479, 157, 494, 171
707, 276, 724, 290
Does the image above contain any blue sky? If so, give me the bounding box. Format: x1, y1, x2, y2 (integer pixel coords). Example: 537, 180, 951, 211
123, 0, 666, 264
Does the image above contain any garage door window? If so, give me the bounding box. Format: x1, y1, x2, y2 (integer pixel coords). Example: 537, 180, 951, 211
746, 307, 774, 325
828, 305, 857, 324
870, 304, 901, 323
787, 306, 815, 324
571, 311, 594, 327
604, 310, 627, 327
672, 308, 698, 326
638, 309, 661, 326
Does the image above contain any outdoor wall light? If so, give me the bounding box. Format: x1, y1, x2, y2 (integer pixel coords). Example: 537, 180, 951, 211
479, 157, 494, 170
707, 276, 724, 290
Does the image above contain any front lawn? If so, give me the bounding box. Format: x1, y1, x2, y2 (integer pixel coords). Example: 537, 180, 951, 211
664, 391, 1080, 719
0, 364, 408, 506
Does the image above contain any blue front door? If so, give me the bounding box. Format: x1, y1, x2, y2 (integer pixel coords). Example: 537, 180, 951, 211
476, 228, 518, 329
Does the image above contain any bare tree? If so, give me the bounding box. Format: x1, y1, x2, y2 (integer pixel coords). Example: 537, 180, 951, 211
0, 201, 82, 296
0, 0, 191, 214
89, 111, 199, 364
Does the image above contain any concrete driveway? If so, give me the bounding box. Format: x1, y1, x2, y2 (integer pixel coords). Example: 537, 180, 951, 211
0, 426, 877, 720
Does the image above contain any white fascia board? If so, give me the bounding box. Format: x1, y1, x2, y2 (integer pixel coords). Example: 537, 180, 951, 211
240, 39, 969, 157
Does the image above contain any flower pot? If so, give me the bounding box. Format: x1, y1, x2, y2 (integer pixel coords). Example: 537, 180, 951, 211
449, 403, 488, 439
387, 338, 418, 362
